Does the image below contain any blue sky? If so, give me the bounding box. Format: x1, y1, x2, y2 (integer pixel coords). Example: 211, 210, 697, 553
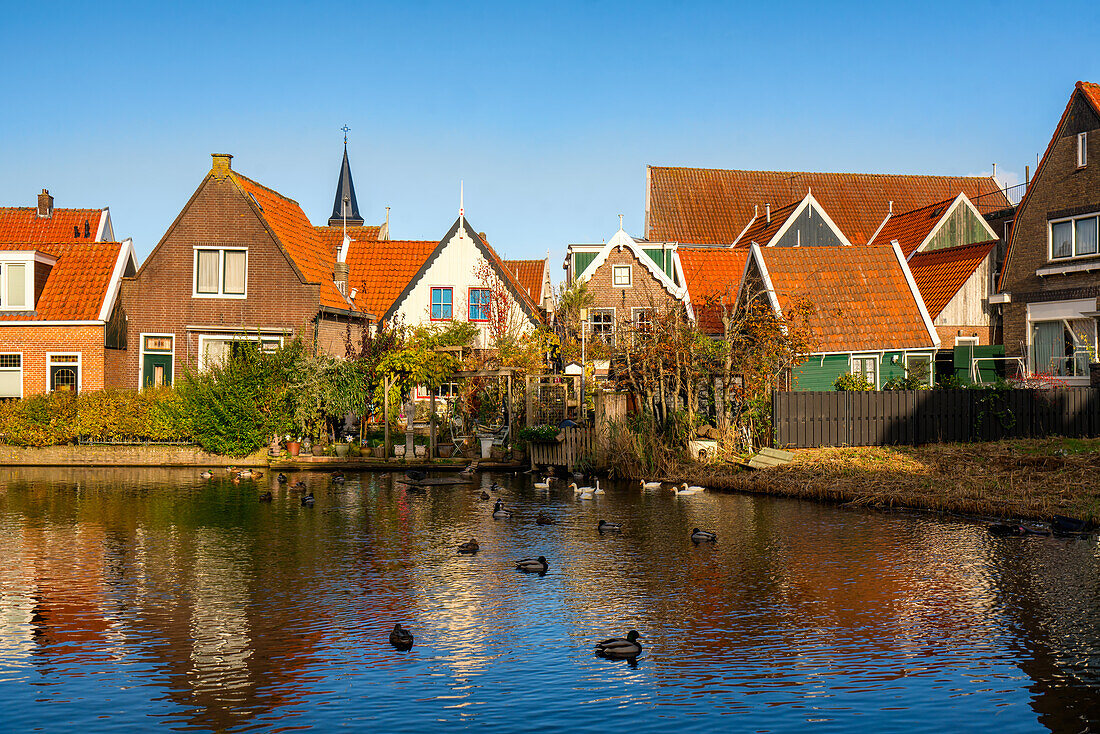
1, 1, 1097, 266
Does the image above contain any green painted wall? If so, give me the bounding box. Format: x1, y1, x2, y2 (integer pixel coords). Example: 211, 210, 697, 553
880, 352, 905, 384
952, 345, 1005, 385
573, 252, 597, 281
792, 354, 850, 391
925, 204, 991, 252
642, 248, 674, 278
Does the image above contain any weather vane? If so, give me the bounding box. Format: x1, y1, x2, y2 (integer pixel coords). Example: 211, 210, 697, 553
341, 124, 351, 145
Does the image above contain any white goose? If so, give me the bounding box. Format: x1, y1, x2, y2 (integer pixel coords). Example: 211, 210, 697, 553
672, 483, 702, 496
592, 479, 605, 495
682, 482, 706, 493
533, 476, 552, 490
639, 479, 662, 490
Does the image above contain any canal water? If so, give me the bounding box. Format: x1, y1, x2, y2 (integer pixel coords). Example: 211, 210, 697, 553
0, 468, 1097, 733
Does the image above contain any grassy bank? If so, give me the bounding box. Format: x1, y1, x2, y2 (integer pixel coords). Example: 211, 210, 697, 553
679, 438, 1100, 523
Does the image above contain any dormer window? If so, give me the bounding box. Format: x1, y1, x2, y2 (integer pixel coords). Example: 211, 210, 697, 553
1078, 132, 1088, 168
0, 263, 27, 309
193, 247, 247, 298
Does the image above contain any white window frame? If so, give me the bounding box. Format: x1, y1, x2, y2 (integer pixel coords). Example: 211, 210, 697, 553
1078, 131, 1088, 168
589, 307, 616, 341
1025, 299, 1098, 385
849, 354, 879, 389
1048, 211, 1100, 261
0, 259, 34, 311
954, 335, 979, 347
0, 352, 24, 400
46, 352, 82, 393
197, 334, 282, 372
138, 332, 176, 389
903, 352, 934, 386
612, 264, 632, 288
192, 247, 248, 299
416, 382, 459, 400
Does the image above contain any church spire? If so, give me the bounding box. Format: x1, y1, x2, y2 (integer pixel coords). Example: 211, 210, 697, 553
328, 128, 364, 227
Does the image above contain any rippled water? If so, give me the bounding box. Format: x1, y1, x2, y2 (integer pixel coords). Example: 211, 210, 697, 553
0, 467, 1098, 732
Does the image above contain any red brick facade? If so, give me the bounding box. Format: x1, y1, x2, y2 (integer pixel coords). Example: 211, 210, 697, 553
0, 325, 106, 396
583, 246, 681, 326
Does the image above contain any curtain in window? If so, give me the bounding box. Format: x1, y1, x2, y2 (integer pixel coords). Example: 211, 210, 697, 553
6, 264, 25, 307
1068, 318, 1095, 376
203, 338, 230, 368
196, 250, 219, 293
223, 251, 246, 294
1076, 217, 1098, 256
0, 365, 20, 397
1051, 222, 1073, 258
1032, 321, 1063, 375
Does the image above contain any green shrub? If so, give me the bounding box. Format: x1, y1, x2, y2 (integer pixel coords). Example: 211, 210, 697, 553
833, 372, 875, 391
518, 425, 559, 442
0, 389, 189, 447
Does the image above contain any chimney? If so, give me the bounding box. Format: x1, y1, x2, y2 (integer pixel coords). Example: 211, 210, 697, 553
888, 200, 893, 215
84, 219, 90, 238
334, 261, 349, 296
479, 231, 488, 244
37, 189, 53, 218
211, 153, 233, 178
765, 203, 771, 224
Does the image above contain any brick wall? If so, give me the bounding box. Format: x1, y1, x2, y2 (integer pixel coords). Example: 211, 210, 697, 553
584, 247, 679, 324
934, 325, 993, 347
1001, 91, 1100, 358
0, 325, 105, 396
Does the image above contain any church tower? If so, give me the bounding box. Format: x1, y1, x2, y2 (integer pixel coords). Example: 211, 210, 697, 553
328, 134, 364, 227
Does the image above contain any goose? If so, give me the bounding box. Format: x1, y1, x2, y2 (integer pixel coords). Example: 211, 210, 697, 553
199, 470, 213, 480
301, 493, 315, 507
579, 489, 595, 500
681, 482, 706, 493
457, 539, 480, 554
277, 473, 289, 484
639, 479, 662, 490
593, 480, 605, 495
691, 528, 717, 543
258, 491, 273, 502
570, 482, 585, 494
492, 500, 513, 519
536, 512, 555, 525
515, 556, 549, 574
672, 484, 702, 496
389, 623, 414, 651
533, 476, 552, 490
597, 519, 622, 533
480, 491, 491, 500
595, 630, 642, 659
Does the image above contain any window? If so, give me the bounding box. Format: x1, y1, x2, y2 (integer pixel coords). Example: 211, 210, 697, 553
632, 307, 653, 333
1049, 213, 1100, 260
851, 356, 878, 388
1078, 132, 1088, 168
48, 353, 80, 394
612, 265, 632, 287
590, 308, 615, 344
469, 288, 490, 322
193, 248, 247, 297
417, 382, 458, 399
199, 335, 282, 371
1030, 319, 1095, 378
431, 287, 453, 320
0, 262, 27, 309
904, 354, 933, 386
0, 353, 22, 400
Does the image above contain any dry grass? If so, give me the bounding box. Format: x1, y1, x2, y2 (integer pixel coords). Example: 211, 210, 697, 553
670, 438, 1100, 523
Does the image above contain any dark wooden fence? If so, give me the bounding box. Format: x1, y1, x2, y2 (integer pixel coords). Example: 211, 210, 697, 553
773, 388, 1100, 448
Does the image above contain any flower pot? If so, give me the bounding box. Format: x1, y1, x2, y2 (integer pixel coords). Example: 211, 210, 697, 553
394, 445, 406, 458
414, 445, 428, 458
372, 445, 386, 458
287, 441, 301, 457
437, 445, 454, 458
480, 437, 494, 459
490, 446, 504, 461
311, 445, 326, 456
334, 443, 349, 458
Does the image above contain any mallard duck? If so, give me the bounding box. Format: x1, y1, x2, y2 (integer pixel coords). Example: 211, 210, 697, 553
199, 470, 213, 480
458, 463, 476, 475
277, 473, 289, 484
237, 469, 257, 480
489, 482, 503, 492
595, 630, 642, 659
225, 466, 238, 474
691, 528, 717, 543
492, 500, 512, 519
457, 539, 480, 553
536, 512, 555, 525
480, 490, 490, 500
639, 479, 662, 490
301, 493, 315, 507
331, 472, 345, 484
389, 623, 414, 651
597, 519, 622, 533
515, 556, 549, 573
259, 491, 273, 502
292, 480, 307, 491
533, 476, 552, 490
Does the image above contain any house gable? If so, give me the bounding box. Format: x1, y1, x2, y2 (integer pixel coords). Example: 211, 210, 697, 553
575, 228, 686, 299
917, 194, 998, 255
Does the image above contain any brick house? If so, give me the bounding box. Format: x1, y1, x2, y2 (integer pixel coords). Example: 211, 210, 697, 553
999, 81, 1100, 385
117, 153, 370, 388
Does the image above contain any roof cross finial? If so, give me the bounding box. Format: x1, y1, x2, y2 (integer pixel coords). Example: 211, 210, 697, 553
459, 180, 465, 219
618, 213, 624, 231
341, 124, 350, 145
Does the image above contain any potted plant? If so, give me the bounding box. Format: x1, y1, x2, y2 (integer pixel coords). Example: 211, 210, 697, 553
286, 436, 302, 457
438, 444, 454, 458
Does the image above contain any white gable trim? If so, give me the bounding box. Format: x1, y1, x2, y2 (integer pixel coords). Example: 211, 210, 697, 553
910, 193, 999, 258
669, 250, 696, 322
892, 241, 941, 348
576, 228, 686, 300
97, 238, 135, 321
739, 244, 784, 323
730, 211, 758, 246
95, 209, 112, 242
766, 192, 853, 248
866, 210, 891, 245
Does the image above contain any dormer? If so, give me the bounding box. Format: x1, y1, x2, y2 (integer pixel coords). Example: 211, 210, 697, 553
0, 250, 56, 311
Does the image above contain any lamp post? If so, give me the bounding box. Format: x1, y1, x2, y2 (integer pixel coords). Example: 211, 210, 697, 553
579, 308, 588, 424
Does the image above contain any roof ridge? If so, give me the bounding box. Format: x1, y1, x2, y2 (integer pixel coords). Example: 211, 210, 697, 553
230, 171, 304, 208
649, 165, 999, 181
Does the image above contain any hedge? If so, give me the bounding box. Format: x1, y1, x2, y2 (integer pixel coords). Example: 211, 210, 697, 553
0, 389, 190, 447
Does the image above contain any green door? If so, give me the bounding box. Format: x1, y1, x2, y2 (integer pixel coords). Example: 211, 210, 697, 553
143, 354, 172, 388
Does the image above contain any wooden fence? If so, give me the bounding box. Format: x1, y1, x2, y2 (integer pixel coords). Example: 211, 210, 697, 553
528, 426, 603, 470
773, 388, 1100, 448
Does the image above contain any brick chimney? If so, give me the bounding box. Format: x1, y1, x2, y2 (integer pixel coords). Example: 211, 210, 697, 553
211, 153, 233, 178
37, 189, 53, 218
334, 261, 349, 296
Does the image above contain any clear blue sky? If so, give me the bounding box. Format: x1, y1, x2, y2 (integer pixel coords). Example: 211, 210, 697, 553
1, 1, 1097, 267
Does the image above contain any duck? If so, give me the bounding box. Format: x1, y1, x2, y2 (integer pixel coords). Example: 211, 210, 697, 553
533, 476, 552, 490
480, 490, 491, 500
597, 519, 622, 533
672, 484, 702, 496
237, 469, 260, 480
225, 466, 238, 474
691, 528, 717, 543
458, 463, 476, 475
301, 493, 315, 507
457, 538, 480, 554
515, 555, 549, 574
570, 482, 590, 495
489, 482, 503, 493
405, 470, 426, 482
593, 479, 605, 495
1052, 515, 1088, 535
292, 480, 308, 491
277, 473, 289, 484
536, 512, 555, 525
258, 491, 273, 502
595, 630, 642, 659
639, 479, 662, 490
492, 500, 513, 519
389, 623, 414, 651
331, 471, 345, 484
199, 470, 213, 480
681, 482, 706, 493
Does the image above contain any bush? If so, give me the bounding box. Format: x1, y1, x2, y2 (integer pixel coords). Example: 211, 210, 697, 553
518, 425, 559, 442
0, 389, 189, 447
834, 373, 874, 391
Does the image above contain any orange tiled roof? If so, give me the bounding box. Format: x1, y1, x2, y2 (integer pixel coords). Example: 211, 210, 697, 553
314, 224, 381, 254
908, 240, 996, 319
230, 173, 355, 312
0, 207, 106, 243
647, 167, 1008, 246
344, 239, 438, 319
756, 245, 935, 352
0, 241, 122, 321
1079, 81, 1100, 113
732, 199, 801, 246
868, 196, 956, 255
677, 247, 749, 334
503, 259, 546, 305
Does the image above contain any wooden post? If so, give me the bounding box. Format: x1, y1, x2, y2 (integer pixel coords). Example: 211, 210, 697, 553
429, 390, 437, 459
526, 375, 535, 428
506, 374, 512, 448
384, 375, 391, 459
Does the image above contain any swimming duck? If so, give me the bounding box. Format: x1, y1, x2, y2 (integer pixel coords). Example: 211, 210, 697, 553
389, 623, 414, 651
533, 476, 552, 490
277, 473, 289, 484
489, 482, 503, 493
237, 469, 259, 480
515, 556, 549, 574
597, 519, 622, 533
536, 512, 555, 525
225, 466, 238, 474
301, 493, 315, 507
458, 463, 476, 475
681, 482, 706, 493
691, 528, 717, 543
492, 500, 513, 519
292, 480, 307, 491
639, 479, 662, 490
672, 484, 702, 496
457, 538, 480, 554
480, 491, 491, 500
331, 472, 345, 484
593, 480, 605, 495
405, 470, 426, 482
595, 630, 642, 659
199, 470, 213, 480
259, 491, 273, 502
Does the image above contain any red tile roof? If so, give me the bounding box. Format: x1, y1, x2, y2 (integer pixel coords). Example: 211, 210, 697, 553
230, 173, 356, 312
677, 247, 749, 334
1079, 81, 1100, 114
343, 240, 438, 319
868, 197, 955, 255
755, 245, 935, 352
732, 199, 801, 246
907, 240, 996, 319
0, 207, 106, 243
314, 225, 381, 254
0, 241, 123, 321
647, 167, 1009, 246
502, 259, 546, 305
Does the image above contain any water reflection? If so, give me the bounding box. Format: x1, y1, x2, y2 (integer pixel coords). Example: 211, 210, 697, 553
0, 466, 1097, 732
